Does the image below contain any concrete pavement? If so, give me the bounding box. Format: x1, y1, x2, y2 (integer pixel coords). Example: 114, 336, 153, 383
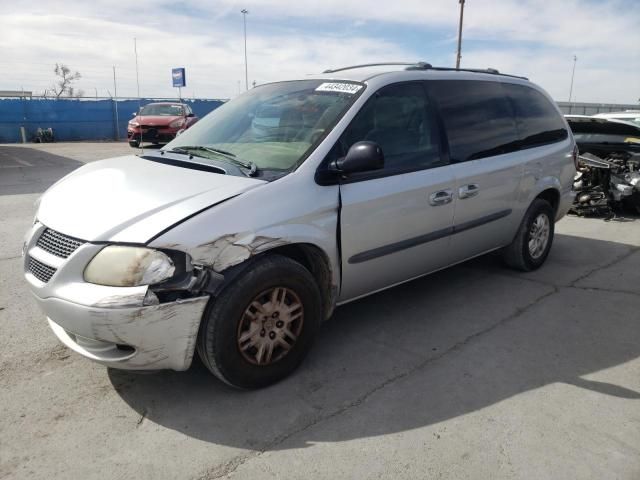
1, 142, 638, 480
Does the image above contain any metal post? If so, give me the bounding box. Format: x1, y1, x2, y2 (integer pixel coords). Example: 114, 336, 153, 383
113, 66, 120, 140
21, 86, 28, 143
456, 0, 465, 69
568, 55, 577, 103
241, 9, 249, 91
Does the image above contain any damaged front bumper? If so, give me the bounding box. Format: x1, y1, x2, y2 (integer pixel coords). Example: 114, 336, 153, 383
33, 294, 208, 371
23, 222, 210, 371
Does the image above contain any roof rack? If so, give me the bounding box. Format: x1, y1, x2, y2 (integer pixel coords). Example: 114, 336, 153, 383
321, 62, 528, 80
322, 62, 432, 74
427, 66, 528, 80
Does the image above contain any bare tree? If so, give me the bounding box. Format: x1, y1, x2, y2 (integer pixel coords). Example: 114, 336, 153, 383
51, 63, 83, 98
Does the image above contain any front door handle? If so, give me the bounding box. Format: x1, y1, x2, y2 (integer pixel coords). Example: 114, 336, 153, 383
429, 189, 453, 206
458, 183, 480, 199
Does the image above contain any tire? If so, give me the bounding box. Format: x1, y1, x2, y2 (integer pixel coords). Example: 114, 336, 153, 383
197, 255, 322, 389
129, 140, 140, 148
502, 198, 555, 271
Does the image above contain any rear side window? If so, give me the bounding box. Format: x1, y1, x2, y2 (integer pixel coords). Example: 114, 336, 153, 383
428, 80, 519, 162
502, 83, 568, 149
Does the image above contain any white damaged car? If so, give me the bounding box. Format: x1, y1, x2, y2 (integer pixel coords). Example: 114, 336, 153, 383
24, 63, 576, 388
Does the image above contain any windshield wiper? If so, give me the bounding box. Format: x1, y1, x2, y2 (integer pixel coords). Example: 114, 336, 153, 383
167, 145, 259, 176
162, 146, 207, 159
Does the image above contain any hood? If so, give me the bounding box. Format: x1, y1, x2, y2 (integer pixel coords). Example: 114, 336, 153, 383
566, 116, 640, 135
134, 115, 181, 126
36, 155, 265, 243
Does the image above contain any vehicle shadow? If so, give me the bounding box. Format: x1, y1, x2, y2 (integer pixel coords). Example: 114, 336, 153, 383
0, 146, 83, 195
108, 234, 640, 450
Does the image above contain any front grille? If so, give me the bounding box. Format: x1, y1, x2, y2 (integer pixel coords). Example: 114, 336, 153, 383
36, 228, 84, 259
28, 257, 57, 283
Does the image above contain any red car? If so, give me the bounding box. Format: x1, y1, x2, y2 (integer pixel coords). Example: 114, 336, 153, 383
127, 102, 198, 147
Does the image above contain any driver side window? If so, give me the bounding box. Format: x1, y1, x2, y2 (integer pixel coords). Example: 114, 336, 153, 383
331, 82, 444, 174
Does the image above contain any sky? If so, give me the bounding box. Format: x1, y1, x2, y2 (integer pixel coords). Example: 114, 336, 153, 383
1, 0, 639, 104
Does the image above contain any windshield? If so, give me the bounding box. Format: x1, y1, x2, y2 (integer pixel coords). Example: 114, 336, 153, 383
165, 80, 365, 172
140, 104, 184, 116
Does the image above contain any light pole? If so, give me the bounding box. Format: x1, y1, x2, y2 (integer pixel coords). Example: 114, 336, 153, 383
241, 9, 249, 91
134, 38, 141, 101
456, 0, 465, 69
568, 55, 577, 104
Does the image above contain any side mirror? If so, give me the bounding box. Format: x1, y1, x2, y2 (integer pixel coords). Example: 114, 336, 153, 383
332, 141, 384, 174
132, 112, 137, 116
186, 113, 195, 118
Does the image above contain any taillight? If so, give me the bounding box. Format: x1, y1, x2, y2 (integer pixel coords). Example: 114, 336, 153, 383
572, 144, 579, 170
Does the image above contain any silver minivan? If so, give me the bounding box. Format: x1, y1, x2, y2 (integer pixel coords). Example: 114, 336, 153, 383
23, 63, 576, 388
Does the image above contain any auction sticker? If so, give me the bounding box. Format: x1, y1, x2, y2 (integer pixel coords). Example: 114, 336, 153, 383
315, 82, 363, 94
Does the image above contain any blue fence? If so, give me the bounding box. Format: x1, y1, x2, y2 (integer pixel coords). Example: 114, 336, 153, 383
0, 98, 225, 143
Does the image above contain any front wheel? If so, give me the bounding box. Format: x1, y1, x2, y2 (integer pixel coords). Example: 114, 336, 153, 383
128, 139, 140, 148
502, 198, 555, 271
197, 255, 322, 389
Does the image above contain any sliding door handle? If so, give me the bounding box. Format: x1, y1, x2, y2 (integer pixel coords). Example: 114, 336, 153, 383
458, 184, 480, 199
429, 189, 453, 206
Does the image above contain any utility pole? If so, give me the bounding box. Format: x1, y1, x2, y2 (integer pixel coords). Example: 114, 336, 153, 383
113, 66, 120, 140
134, 37, 142, 149
134, 37, 141, 104
241, 9, 249, 91
456, 0, 466, 69
568, 55, 577, 103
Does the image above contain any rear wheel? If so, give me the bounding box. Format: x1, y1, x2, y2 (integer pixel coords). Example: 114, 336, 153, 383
197, 255, 322, 389
502, 198, 555, 271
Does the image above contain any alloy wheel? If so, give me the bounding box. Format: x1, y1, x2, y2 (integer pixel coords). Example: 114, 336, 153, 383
528, 213, 550, 259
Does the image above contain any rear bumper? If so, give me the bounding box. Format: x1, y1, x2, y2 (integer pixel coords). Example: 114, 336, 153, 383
33, 294, 209, 371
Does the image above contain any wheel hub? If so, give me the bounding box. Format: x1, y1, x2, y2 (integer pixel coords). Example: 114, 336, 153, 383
528, 213, 550, 259
237, 287, 304, 366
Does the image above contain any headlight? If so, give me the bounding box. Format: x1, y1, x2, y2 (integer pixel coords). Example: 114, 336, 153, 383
128, 121, 139, 127
84, 246, 175, 287
169, 118, 185, 128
